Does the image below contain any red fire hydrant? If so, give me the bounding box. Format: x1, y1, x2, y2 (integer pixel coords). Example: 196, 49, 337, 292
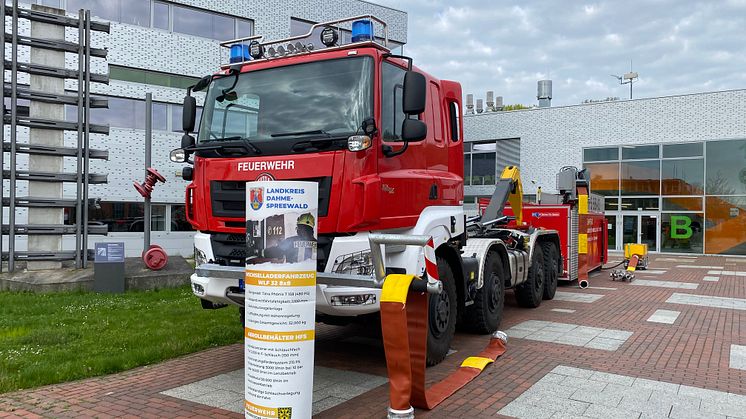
134, 168, 169, 270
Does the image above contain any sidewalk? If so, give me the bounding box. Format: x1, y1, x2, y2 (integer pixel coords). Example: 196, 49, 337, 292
2, 254, 745, 418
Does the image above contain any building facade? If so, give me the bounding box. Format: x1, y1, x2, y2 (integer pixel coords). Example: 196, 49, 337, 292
463, 89, 746, 256
6, 0, 407, 257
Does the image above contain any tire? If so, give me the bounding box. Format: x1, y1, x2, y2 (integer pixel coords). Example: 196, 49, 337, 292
515, 245, 545, 308
427, 256, 457, 366
541, 241, 559, 300
464, 250, 505, 334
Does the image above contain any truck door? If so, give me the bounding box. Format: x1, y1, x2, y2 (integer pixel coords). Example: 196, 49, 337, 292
377, 59, 433, 228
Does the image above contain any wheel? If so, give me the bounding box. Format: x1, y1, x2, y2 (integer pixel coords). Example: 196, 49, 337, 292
541, 241, 558, 300
427, 256, 457, 366
515, 245, 545, 308
464, 250, 505, 334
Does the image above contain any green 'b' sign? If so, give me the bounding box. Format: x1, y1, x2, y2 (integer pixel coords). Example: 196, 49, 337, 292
671, 215, 693, 239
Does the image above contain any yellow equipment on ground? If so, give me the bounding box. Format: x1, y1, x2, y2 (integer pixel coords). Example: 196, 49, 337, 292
611, 243, 649, 281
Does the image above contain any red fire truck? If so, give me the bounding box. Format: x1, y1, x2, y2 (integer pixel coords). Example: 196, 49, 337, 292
479, 167, 607, 288
171, 16, 565, 365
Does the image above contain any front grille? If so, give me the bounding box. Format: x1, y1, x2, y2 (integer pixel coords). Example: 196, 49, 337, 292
210, 233, 336, 269
211, 177, 332, 219
211, 233, 247, 266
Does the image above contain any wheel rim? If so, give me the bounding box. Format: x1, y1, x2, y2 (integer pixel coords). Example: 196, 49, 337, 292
430, 290, 451, 338
535, 267, 544, 293
488, 273, 500, 312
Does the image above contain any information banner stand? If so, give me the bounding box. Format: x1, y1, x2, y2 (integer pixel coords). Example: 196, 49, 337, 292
244, 181, 318, 419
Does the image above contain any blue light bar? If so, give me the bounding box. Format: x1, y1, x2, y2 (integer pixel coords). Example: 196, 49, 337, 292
351, 19, 373, 43
229, 44, 250, 63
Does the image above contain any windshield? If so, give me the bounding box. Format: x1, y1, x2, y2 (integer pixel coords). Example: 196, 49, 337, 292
198, 56, 374, 142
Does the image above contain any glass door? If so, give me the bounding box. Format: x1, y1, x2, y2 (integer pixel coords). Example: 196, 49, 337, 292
606, 215, 616, 251
620, 213, 659, 252
640, 214, 658, 250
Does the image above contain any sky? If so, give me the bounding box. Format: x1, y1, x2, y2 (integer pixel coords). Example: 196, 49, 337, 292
375, 0, 746, 107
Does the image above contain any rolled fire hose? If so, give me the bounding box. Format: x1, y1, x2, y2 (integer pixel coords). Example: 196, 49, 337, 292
380, 273, 507, 416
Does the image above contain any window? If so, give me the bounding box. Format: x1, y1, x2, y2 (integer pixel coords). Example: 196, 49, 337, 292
706, 139, 746, 195
88, 202, 144, 232
171, 205, 193, 231
67, 0, 149, 27
662, 159, 704, 195
67, 0, 253, 41
662, 197, 703, 212
705, 195, 746, 255
109, 66, 200, 90
153, 1, 169, 30
661, 213, 704, 254
620, 198, 659, 211
65, 96, 198, 131
584, 147, 618, 162
448, 101, 460, 142
663, 142, 703, 158
622, 145, 658, 160
584, 162, 620, 196
151, 205, 167, 232
381, 61, 407, 142
621, 160, 660, 195
470, 146, 496, 185
173, 5, 234, 40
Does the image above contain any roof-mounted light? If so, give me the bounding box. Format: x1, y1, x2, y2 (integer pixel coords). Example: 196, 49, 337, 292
249, 40, 264, 59
352, 19, 373, 42
320, 26, 338, 47
229, 44, 250, 63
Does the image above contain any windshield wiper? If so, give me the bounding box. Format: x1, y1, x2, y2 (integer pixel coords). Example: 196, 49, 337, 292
290, 136, 349, 152
195, 136, 262, 155
270, 130, 331, 138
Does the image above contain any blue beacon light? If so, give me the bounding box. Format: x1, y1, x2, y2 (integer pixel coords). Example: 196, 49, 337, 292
351, 19, 373, 43
229, 44, 251, 63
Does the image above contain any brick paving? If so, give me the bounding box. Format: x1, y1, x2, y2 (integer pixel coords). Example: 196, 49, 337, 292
0, 254, 745, 418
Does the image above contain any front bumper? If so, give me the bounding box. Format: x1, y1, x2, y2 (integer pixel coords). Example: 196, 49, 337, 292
190, 263, 381, 316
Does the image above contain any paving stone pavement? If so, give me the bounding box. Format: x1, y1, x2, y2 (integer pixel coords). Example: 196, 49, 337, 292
160, 366, 387, 415
506, 320, 632, 351
499, 365, 746, 419
631, 279, 698, 290
553, 291, 605, 303
1, 254, 746, 418
731, 345, 746, 371
646, 309, 681, 324
666, 292, 746, 311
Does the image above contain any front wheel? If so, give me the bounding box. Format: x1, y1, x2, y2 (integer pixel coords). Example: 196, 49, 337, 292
427, 256, 457, 366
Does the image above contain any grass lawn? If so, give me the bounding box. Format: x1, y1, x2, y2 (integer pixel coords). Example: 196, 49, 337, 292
0, 286, 242, 394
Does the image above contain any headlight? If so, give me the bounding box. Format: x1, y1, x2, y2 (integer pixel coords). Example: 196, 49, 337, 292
170, 148, 186, 163
194, 247, 207, 266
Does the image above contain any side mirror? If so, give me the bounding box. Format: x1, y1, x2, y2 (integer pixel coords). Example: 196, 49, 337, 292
193, 75, 212, 92
183, 96, 197, 133
401, 119, 427, 142
403, 71, 426, 115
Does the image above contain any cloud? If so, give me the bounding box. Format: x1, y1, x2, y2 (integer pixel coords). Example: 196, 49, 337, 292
374, 0, 746, 106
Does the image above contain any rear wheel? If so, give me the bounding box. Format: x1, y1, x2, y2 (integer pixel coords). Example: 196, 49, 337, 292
542, 241, 559, 300
427, 256, 457, 366
464, 250, 505, 334
515, 245, 545, 308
